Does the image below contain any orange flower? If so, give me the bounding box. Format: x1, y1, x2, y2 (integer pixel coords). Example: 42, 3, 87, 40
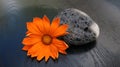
22, 15, 69, 62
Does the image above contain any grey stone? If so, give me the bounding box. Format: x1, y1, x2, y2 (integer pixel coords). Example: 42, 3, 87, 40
57, 8, 100, 45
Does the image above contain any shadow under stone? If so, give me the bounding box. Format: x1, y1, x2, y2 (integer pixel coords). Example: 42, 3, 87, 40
67, 40, 96, 54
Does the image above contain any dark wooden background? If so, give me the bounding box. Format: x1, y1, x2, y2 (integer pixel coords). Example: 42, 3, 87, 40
0, 0, 120, 67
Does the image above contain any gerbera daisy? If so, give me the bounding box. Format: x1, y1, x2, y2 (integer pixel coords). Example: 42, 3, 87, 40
22, 15, 69, 61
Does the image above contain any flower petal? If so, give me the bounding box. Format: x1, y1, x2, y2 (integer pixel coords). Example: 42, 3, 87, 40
27, 51, 31, 56
37, 51, 44, 61
31, 43, 44, 57
28, 42, 43, 55
58, 50, 67, 54
37, 45, 45, 61
49, 46, 56, 60
44, 46, 51, 61
26, 31, 32, 36
33, 17, 42, 23
33, 17, 45, 33
49, 17, 60, 35
22, 45, 32, 51
22, 35, 41, 45
42, 15, 50, 33
50, 44, 58, 59
42, 15, 50, 23
53, 24, 68, 37
53, 39, 69, 50
26, 22, 40, 34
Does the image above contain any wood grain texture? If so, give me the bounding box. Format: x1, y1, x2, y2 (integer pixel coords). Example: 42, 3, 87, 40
0, 0, 120, 67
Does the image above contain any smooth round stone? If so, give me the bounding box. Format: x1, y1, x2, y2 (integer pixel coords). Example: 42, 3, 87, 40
57, 8, 100, 45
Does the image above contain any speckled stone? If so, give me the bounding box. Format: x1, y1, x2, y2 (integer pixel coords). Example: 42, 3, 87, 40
57, 8, 100, 45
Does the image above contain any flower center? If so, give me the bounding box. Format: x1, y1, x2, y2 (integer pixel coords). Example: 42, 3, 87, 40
42, 35, 52, 45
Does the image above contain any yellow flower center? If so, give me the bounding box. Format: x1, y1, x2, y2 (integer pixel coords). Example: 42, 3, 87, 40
42, 35, 52, 45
